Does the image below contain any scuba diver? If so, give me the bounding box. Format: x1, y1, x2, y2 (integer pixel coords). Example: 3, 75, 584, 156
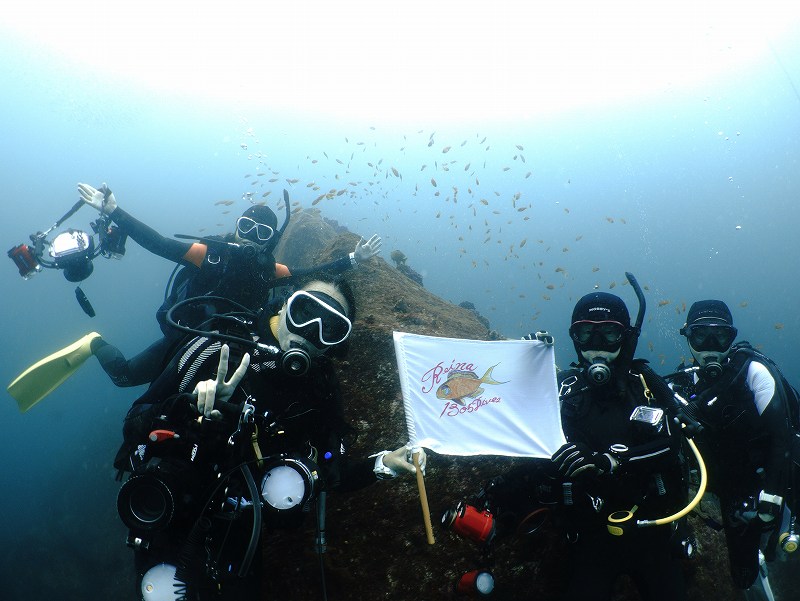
115, 275, 425, 600
666, 300, 799, 597
442, 279, 697, 601
547, 289, 690, 601
6, 182, 381, 410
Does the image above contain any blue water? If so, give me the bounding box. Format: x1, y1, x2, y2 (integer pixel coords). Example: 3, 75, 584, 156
1, 15, 799, 601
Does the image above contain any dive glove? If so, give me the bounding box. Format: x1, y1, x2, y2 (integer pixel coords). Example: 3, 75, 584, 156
552, 442, 616, 478
192, 344, 250, 419
757, 490, 783, 523
78, 182, 118, 215
372, 444, 427, 479
352, 234, 382, 263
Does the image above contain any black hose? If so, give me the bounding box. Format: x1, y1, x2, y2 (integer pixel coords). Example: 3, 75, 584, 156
238, 465, 262, 578
165, 295, 261, 350
175, 516, 212, 592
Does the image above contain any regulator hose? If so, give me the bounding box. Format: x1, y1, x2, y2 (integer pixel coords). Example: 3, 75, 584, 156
636, 434, 707, 528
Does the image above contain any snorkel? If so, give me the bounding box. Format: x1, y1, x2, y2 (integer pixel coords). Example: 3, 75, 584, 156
618, 271, 645, 370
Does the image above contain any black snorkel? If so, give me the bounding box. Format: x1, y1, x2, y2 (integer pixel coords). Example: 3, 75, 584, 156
619, 271, 645, 370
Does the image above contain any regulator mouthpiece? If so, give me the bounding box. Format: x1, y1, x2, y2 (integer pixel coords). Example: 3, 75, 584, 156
281, 347, 310, 377
587, 358, 611, 385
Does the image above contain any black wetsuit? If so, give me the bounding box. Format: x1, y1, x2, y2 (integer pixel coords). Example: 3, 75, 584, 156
554, 363, 688, 601
94, 207, 355, 387
116, 326, 376, 600
668, 347, 795, 588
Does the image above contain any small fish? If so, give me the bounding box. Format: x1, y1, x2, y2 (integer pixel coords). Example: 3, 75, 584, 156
431, 178, 437, 187
391, 167, 400, 177
442, 146, 451, 153
592, 266, 600, 272
740, 301, 748, 308
436, 364, 506, 404
775, 323, 784, 330
658, 300, 671, 307
648, 341, 654, 352
520, 238, 527, 248
609, 281, 616, 289
546, 284, 555, 290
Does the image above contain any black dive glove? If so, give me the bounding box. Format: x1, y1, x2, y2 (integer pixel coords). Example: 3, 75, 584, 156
552, 443, 616, 478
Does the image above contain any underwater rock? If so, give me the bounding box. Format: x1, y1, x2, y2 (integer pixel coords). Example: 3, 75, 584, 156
459, 300, 491, 331
265, 228, 752, 601
273, 208, 338, 269
397, 263, 424, 286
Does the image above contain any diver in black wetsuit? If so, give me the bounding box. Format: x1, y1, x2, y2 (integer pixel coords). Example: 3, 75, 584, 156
115, 276, 425, 600
75, 181, 381, 388
667, 300, 797, 595
549, 292, 688, 601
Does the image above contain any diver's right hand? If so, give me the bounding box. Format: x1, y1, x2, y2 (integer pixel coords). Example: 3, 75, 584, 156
193, 344, 250, 419
552, 442, 614, 478
78, 182, 118, 214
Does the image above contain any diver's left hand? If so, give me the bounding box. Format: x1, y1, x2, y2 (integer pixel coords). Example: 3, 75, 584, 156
193, 344, 250, 419
354, 234, 382, 263
757, 490, 783, 523
383, 444, 427, 476
78, 182, 117, 215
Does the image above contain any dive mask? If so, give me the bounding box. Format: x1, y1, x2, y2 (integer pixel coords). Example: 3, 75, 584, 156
570, 320, 626, 351
286, 290, 352, 347
681, 324, 737, 353
236, 216, 275, 244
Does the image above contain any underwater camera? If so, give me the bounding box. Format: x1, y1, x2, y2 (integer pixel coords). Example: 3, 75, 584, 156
118, 457, 189, 533
49, 229, 96, 282
8, 200, 127, 315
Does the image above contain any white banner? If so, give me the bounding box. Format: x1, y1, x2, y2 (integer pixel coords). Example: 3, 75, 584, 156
393, 331, 565, 458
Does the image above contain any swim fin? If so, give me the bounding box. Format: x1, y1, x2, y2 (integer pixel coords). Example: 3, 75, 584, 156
7, 332, 101, 413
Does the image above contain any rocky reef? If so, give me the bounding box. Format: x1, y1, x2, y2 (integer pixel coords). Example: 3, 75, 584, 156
266, 210, 796, 601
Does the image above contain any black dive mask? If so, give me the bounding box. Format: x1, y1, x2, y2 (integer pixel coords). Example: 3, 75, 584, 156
570, 321, 626, 352
681, 325, 737, 353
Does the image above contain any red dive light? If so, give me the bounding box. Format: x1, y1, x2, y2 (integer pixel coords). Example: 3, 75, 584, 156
8, 244, 41, 279
442, 501, 496, 544
456, 570, 495, 597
